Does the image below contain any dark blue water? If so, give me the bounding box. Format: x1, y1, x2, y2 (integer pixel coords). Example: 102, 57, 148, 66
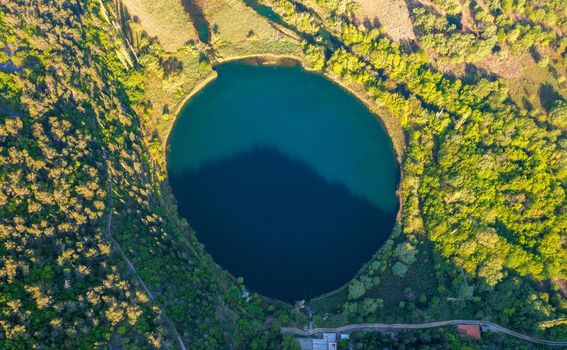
168, 62, 399, 302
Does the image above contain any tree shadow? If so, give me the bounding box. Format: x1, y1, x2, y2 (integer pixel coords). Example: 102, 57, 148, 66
462, 63, 498, 84
538, 83, 562, 112
528, 45, 541, 63
180, 0, 211, 44
405, 0, 441, 17
242, 0, 340, 50
521, 97, 533, 111
547, 64, 560, 79
361, 16, 418, 54
243, 0, 285, 25
362, 16, 381, 29
114, 0, 137, 49
160, 56, 183, 77
168, 146, 397, 303
446, 13, 463, 31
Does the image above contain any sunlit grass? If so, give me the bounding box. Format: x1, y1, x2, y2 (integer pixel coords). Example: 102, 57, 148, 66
202, 0, 303, 59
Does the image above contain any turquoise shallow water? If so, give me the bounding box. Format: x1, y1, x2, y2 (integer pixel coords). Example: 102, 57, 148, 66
168, 62, 399, 302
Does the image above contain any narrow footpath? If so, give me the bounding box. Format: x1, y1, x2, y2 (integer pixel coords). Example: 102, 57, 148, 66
102, 149, 187, 350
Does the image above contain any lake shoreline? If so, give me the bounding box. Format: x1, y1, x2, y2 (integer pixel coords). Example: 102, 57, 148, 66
164, 54, 405, 216
168, 62, 400, 302
163, 54, 406, 304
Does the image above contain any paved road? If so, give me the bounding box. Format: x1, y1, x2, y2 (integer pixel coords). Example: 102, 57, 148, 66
282, 320, 567, 347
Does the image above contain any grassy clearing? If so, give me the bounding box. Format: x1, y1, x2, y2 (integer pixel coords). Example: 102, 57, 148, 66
118, 0, 198, 52
352, 0, 416, 43
467, 47, 567, 112
137, 45, 214, 173
118, 0, 308, 177
431, 48, 566, 117
144, 49, 213, 138
475, 52, 532, 79
505, 51, 567, 112
202, 0, 303, 59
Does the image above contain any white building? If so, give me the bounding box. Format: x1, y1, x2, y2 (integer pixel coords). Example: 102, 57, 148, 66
312, 333, 337, 350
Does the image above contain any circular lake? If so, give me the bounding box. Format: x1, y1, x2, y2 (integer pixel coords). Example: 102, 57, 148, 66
167, 62, 399, 302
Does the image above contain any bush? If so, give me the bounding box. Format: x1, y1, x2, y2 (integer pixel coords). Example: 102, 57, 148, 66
348, 280, 366, 300
392, 262, 409, 277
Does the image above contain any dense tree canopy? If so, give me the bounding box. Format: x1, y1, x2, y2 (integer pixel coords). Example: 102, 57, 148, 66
256, 0, 566, 341
1, 0, 565, 347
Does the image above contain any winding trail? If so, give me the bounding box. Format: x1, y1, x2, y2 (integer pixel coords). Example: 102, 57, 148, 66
101, 149, 187, 350
281, 320, 567, 347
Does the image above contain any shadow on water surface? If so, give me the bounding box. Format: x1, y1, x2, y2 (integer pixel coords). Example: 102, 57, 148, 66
168, 146, 396, 303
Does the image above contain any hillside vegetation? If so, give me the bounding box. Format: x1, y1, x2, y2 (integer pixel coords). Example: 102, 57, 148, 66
0, 0, 565, 348
0, 1, 300, 348
255, 0, 566, 341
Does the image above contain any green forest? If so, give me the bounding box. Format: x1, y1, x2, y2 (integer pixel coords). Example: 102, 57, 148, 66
1, 0, 565, 348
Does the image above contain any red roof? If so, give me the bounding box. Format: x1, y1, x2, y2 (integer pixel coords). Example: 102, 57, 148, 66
458, 324, 481, 340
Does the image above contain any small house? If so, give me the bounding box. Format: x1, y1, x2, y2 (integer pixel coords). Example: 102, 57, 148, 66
457, 324, 481, 340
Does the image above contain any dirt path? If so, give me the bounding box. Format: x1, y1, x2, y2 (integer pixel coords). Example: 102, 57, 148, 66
282, 320, 567, 347
101, 149, 187, 350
